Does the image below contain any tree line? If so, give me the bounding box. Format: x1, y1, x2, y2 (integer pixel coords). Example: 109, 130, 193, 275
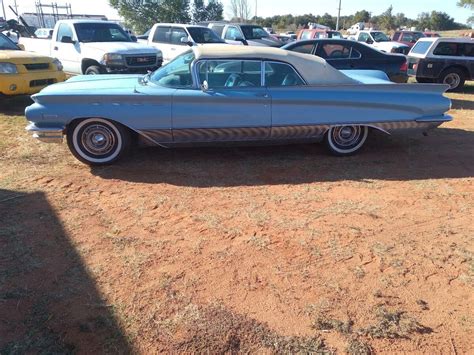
109, 0, 471, 34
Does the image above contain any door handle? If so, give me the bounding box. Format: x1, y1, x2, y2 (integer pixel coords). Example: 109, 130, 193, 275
53, 46, 58, 51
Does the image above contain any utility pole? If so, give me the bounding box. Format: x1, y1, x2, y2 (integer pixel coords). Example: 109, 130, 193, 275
1, 0, 6, 20
336, 0, 342, 31
255, 0, 257, 19
14, 0, 19, 21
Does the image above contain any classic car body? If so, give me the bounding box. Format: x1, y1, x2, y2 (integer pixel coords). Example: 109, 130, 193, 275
25, 44, 452, 165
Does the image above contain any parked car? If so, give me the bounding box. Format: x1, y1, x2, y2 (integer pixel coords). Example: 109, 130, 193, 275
283, 39, 408, 83
408, 37, 474, 91
34, 28, 54, 39
25, 45, 451, 165
20, 20, 162, 75
207, 23, 283, 47
144, 23, 225, 63
353, 30, 410, 54
392, 31, 425, 48
423, 32, 440, 38
297, 29, 343, 40
0, 33, 65, 96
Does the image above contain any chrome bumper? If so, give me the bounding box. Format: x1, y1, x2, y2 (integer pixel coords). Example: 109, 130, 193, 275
26, 122, 64, 144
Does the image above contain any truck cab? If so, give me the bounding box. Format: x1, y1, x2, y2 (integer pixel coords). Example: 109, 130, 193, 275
355, 30, 410, 55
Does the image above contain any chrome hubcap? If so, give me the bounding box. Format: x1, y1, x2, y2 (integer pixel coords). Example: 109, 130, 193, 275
81, 125, 116, 155
443, 73, 460, 89
332, 126, 361, 147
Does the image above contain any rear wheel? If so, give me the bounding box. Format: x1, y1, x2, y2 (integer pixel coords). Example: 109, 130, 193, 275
439, 68, 465, 92
325, 125, 369, 156
67, 118, 131, 165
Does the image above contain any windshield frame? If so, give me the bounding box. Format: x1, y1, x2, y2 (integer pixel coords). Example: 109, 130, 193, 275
0, 33, 20, 50
149, 49, 196, 88
73, 22, 132, 43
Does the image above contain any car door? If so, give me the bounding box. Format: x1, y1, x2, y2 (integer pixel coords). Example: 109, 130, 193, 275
172, 59, 271, 142
223, 26, 245, 45
169, 27, 190, 59
53, 23, 81, 74
151, 26, 172, 63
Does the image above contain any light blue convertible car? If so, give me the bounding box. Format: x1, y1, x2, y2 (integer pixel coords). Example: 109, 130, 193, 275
25, 45, 452, 165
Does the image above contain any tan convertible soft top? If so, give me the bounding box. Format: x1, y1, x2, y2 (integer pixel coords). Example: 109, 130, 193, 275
193, 44, 357, 85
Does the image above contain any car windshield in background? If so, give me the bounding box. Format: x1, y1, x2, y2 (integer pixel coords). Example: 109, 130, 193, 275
188, 27, 223, 44
241, 26, 269, 40
404, 32, 424, 42
0, 33, 19, 50
411, 41, 432, 55
150, 50, 194, 87
371, 32, 390, 42
329, 31, 343, 38
74, 23, 132, 43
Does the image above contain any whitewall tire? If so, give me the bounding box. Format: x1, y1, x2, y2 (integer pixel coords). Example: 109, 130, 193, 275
67, 118, 131, 165
325, 125, 369, 156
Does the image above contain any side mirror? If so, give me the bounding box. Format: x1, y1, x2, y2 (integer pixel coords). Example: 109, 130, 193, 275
235, 36, 248, 46
61, 36, 75, 44
131, 35, 138, 42
366, 39, 373, 44
180, 36, 194, 46
201, 80, 209, 92
18, 43, 25, 50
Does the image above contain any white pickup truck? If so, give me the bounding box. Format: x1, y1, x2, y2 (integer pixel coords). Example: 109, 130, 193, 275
352, 30, 410, 55
20, 20, 163, 75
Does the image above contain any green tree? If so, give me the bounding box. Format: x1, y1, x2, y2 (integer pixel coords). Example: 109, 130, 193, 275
394, 13, 407, 29
205, 0, 224, 21
379, 5, 396, 31
468, 15, 474, 26
192, 0, 207, 22
458, 0, 474, 9
417, 12, 431, 30
429, 11, 458, 30
353, 10, 370, 24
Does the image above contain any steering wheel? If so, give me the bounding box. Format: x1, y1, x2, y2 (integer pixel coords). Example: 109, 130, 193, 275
225, 73, 242, 87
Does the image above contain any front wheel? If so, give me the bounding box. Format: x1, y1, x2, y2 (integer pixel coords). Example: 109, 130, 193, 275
67, 118, 131, 165
85, 65, 105, 75
325, 125, 369, 156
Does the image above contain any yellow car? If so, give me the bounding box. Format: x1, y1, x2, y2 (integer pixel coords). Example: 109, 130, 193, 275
0, 33, 65, 96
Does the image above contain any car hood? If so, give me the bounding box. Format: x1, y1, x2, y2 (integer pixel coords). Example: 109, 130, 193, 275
81, 41, 161, 55
35, 74, 143, 96
247, 37, 283, 47
0, 50, 54, 62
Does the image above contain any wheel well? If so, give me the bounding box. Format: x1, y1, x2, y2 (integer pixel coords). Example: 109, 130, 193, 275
441, 65, 469, 78
81, 59, 101, 74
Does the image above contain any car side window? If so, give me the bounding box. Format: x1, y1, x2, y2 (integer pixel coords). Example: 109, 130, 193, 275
56, 23, 73, 42
350, 48, 362, 59
212, 25, 225, 37
225, 26, 241, 40
358, 32, 369, 42
265, 62, 304, 87
301, 30, 312, 40
433, 42, 460, 56
199, 60, 262, 88
152, 26, 171, 43
321, 44, 351, 59
171, 28, 188, 45
291, 43, 314, 54
463, 43, 474, 57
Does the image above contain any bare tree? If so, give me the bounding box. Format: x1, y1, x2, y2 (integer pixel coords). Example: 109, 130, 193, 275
229, 0, 252, 22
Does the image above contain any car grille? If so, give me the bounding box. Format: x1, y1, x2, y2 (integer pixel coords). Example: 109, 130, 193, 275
24, 63, 50, 71
30, 79, 56, 87
126, 55, 156, 67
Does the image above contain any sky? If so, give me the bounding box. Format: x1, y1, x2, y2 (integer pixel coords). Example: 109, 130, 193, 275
1, 0, 472, 24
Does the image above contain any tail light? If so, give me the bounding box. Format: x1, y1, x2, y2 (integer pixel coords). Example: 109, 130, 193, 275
400, 61, 408, 72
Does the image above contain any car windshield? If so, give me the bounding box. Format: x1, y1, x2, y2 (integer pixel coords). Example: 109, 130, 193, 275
404, 32, 424, 42
328, 31, 342, 38
241, 25, 269, 40
0, 33, 19, 50
371, 32, 390, 42
188, 27, 224, 43
74, 23, 132, 43
150, 50, 194, 87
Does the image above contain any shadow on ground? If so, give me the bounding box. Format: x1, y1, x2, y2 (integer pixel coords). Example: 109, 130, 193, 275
0, 189, 132, 354
0, 96, 32, 116
91, 128, 474, 187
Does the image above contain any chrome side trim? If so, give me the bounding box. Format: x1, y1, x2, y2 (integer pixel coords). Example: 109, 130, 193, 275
26, 122, 64, 144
